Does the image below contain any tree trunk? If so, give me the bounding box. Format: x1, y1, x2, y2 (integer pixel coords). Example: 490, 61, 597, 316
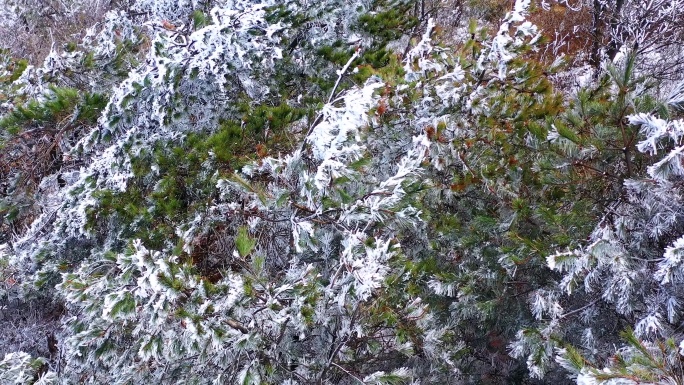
590, 0, 604, 68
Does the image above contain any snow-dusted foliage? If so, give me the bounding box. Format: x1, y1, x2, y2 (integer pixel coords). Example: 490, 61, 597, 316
0, 0, 469, 383
0, 352, 56, 385
11, 0, 284, 264
516, 70, 684, 381
53, 72, 447, 382
487, 0, 540, 79
3, 0, 684, 383
599, 0, 684, 81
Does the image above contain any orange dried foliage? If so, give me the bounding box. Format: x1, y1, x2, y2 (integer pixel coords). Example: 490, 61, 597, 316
376, 99, 388, 116
528, 3, 593, 64
256, 143, 268, 158
161, 20, 177, 31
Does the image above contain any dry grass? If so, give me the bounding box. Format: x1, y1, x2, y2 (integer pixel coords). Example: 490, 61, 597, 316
0, 0, 110, 64
428, 0, 594, 66
0, 260, 64, 360
528, 3, 594, 65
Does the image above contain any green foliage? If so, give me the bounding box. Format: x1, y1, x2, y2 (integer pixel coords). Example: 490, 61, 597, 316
208, 102, 304, 167
235, 227, 256, 257
558, 329, 684, 384
88, 144, 209, 250
357, 0, 418, 45
0, 87, 106, 135
0, 51, 28, 85
192, 10, 211, 30
316, 44, 354, 67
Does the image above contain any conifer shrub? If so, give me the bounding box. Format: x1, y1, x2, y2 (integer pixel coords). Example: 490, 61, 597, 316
1, 0, 684, 384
